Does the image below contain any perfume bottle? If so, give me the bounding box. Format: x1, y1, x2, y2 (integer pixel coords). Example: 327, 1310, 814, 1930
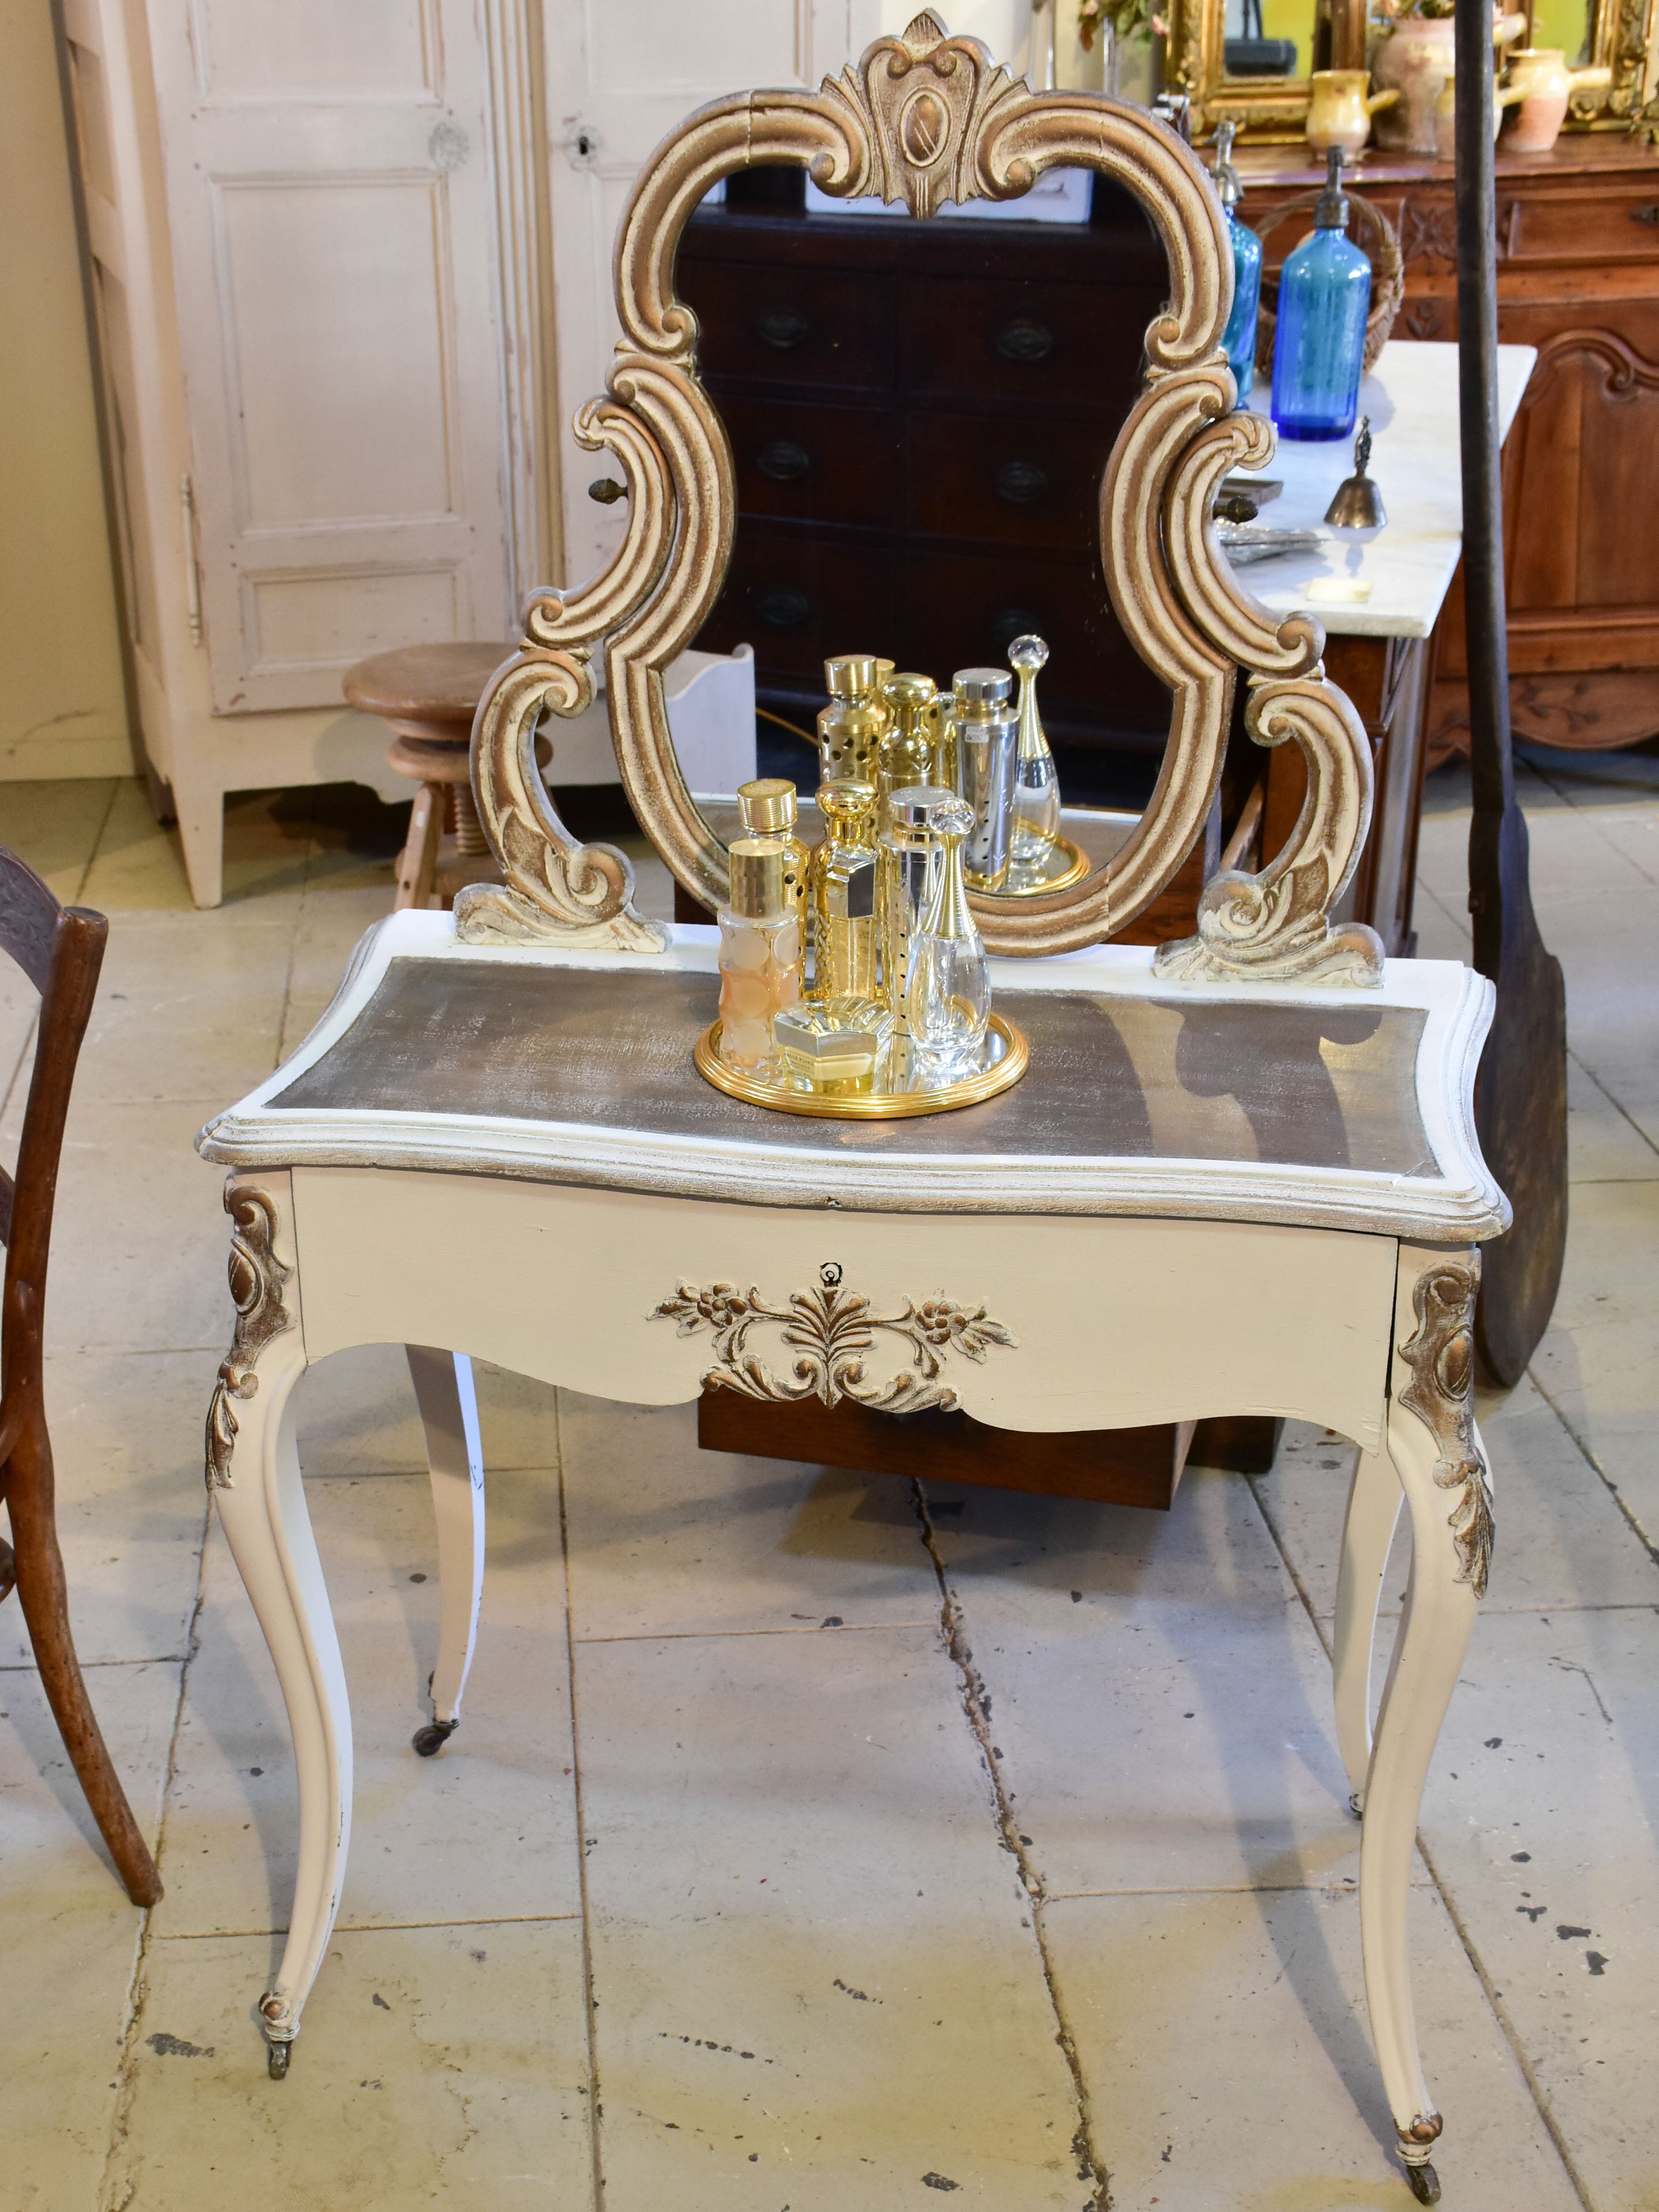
952, 668, 1018, 893
879, 784, 955, 1046
716, 837, 801, 1075
1006, 634, 1061, 877
817, 656, 887, 783
810, 778, 880, 1002
1270, 147, 1372, 443
906, 796, 991, 1074
737, 778, 810, 919
877, 674, 941, 832
1212, 121, 1263, 405
773, 1002, 884, 1098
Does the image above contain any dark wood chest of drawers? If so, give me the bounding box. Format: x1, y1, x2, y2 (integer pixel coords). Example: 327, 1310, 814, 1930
678, 170, 1174, 774
1239, 135, 1659, 757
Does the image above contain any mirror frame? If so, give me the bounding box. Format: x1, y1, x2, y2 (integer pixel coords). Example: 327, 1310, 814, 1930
1166, 0, 1368, 145
1171, 0, 1659, 143
458, 8, 1383, 982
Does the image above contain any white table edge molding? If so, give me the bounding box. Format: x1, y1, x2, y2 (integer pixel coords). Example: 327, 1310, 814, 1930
198, 913, 1509, 1245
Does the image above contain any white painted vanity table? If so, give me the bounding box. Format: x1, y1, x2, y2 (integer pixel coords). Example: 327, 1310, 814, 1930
194, 19, 1512, 2202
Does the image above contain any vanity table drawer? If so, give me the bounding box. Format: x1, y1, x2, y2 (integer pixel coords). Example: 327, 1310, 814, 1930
718, 396, 900, 527
683, 259, 896, 394
902, 274, 1154, 411
907, 410, 1110, 551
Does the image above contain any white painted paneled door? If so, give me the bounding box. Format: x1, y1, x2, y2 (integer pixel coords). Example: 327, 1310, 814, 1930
540, 1, 881, 593
145, 0, 514, 716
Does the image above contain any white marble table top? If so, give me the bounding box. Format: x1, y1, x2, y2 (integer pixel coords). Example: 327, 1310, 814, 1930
1234, 340, 1535, 641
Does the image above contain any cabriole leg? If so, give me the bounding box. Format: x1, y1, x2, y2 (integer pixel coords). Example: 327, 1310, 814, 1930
1361, 1246, 1492, 2202
405, 1347, 485, 1757
1334, 1444, 1402, 1810
206, 1175, 352, 2078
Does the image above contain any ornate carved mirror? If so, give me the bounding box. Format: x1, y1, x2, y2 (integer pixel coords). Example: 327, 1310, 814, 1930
460, 9, 1382, 982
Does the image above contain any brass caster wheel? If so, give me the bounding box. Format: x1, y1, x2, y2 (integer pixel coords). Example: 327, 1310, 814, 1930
412, 1718, 459, 1758
267, 2040, 291, 2080
1405, 2159, 1441, 2204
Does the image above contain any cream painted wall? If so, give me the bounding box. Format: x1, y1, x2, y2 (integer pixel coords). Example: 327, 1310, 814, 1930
0, 0, 132, 781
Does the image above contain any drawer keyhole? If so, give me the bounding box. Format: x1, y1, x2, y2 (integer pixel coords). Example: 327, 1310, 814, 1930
758, 308, 810, 349
756, 585, 811, 628
996, 318, 1054, 364
757, 439, 811, 482
994, 459, 1050, 505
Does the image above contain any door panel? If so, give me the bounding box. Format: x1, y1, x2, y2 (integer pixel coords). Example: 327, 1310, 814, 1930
147, 0, 511, 712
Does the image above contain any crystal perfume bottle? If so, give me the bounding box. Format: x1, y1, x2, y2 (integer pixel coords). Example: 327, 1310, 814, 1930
737, 777, 810, 919
1006, 634, 1061, 878
816, 656, 887, 784
810, 778, 880, 1002
952, 668, 1018, 893
1270, 147, 1372, 443
878, 784, 955, 1046
905, 796, 991, 1073
716, 837, 800, 1074
1212, 121, 1263, 405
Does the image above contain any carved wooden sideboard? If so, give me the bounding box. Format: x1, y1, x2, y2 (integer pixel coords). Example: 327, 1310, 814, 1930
1240, 136, 1659, 757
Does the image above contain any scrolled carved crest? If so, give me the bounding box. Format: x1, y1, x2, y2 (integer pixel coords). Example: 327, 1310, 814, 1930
652, 1261, 1016, 1413
205, 1184, 294, 1492
463, 13, 1374, 977
1398, 1258, 1494, 1600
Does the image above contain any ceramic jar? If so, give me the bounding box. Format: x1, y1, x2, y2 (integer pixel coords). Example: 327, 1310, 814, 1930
1504, 47, 1612, 151
1432, 69, 1525, 154
1306, 69, 1399, 156
1373, 7, 1526, 154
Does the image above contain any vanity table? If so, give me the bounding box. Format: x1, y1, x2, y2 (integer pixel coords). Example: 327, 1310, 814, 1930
196, 18, 1510, 2200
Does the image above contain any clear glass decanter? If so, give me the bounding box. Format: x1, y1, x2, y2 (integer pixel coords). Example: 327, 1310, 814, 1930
1007, 633, 1061, 878
1212, 122, 1263, 405
1270, 147, 1371, 443
905, 796, 991, 1075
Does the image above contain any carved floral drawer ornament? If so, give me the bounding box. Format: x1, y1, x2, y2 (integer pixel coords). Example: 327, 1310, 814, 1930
455, 9, 1383, 987
652, 1263, 1017, 1413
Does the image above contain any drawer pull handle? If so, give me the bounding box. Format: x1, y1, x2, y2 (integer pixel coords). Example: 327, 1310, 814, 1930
757, 439, 811, 482
758, 307, 810, 349
1633, 203, 1659, 224
587, 477, 627, 504
994, 459, 1050, 505
996, 317, 1054, 364
756, 585, 811, 628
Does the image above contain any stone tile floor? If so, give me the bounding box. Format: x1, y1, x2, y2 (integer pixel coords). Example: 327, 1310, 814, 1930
0, 762, 1654, 2211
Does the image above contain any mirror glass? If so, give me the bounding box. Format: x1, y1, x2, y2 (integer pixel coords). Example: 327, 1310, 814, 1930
1221, 0, 1315, 81
662, 158, 1181, 903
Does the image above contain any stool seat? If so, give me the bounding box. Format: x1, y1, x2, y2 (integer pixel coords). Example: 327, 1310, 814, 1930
343, 642, 515, 741
343, 641, 516, 912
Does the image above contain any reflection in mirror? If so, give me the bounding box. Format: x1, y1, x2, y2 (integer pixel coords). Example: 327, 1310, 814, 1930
673, 159, 1179, 901
1222, 0, 1306, 80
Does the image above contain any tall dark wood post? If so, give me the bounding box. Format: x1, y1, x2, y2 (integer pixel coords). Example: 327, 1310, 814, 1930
1455, 0, 1568, 1385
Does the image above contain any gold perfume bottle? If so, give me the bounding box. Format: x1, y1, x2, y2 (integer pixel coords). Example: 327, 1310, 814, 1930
809, 778, 879, 1002
717, 837, 801, 1074
737, 777, 810, 918
773, 1002, 885, 1097
877, 674, 939, 832
1007, 634, 1062, 878
816, 656, 886, 783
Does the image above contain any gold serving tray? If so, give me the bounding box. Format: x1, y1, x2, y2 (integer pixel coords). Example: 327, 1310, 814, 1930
695, 1013, 1028, 1120
991, 831, 1089, 897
